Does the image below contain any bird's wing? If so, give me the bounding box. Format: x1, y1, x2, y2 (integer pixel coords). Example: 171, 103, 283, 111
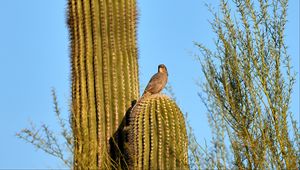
144, 73, 165, 93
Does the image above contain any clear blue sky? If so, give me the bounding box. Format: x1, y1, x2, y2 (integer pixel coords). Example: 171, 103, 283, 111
0, 0, 298, 169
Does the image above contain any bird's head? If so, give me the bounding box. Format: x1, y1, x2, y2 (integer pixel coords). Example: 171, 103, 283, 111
158, 64, 168, 74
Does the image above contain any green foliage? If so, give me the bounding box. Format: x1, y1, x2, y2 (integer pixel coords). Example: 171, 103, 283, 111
126, 94, 189, 170
16, 89, 73, 168
192, 0, 300, 169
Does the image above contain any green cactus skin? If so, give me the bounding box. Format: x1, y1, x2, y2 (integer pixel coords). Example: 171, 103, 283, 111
67, 0, 139, 169
126, 94, 189, 170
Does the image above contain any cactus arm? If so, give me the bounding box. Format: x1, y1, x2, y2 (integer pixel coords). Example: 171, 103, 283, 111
127, 94, 189, 169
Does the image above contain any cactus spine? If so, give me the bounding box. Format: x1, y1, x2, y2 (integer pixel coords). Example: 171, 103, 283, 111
67, 0, 139, 169
127, 94, 189, 169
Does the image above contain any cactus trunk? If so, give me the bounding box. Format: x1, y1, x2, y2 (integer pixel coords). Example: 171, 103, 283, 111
67, 0, 139, 169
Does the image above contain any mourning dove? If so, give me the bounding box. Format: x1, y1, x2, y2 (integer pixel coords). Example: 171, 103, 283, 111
142, 64, 168, 97
132, 64, 168, 110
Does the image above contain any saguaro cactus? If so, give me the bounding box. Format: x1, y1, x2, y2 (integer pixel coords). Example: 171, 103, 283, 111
126, 94, 189, 169
68, 0, 139, 168
67, 0, 188, 169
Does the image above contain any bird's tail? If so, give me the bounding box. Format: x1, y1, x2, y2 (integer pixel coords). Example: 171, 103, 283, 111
131, 92, 151, 112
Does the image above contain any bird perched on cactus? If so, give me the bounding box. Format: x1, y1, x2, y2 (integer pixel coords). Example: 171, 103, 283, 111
126, 64, 189, 169
142, 64, 168, 97
132, 64, 168, 110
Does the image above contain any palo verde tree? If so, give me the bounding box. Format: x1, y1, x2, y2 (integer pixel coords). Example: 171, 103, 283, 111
190, 0, 299, 169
